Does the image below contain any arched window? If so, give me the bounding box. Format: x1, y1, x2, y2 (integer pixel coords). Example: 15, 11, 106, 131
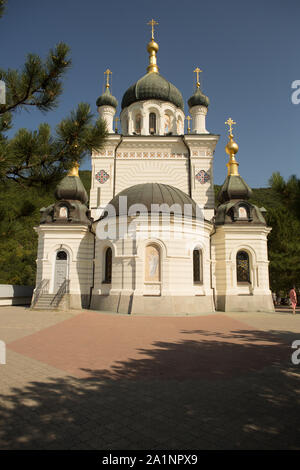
236, 251, 250, 283
193, 249, 203, 283
238, 206, 247, 219
149, 113, 156, 134
104, 247, 112, 284
177, 117, 183, 135
59, 206, 68, 219
164, 114, 171, 134
56, 250, 67, 260
135, 114, 142, 134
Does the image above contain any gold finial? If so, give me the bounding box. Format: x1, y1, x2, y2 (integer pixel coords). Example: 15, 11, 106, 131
225, 118, 239, 176
104, 69, 112, 89
68, 162, 80, 177
225, 117, 236, 136
115, 116, 119, 133
147, 19, 159, 40
186, 115, 191, 134
146, 19, 159, 73
193, 67, 202, 88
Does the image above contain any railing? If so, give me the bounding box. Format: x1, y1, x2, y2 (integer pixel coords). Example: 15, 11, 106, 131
31, 279, 49, 307
50, 279, 70, 308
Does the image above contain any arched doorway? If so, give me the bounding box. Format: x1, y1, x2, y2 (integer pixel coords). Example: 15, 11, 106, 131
54, 250, 68, 292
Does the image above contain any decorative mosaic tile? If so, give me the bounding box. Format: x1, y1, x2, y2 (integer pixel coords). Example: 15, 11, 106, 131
195, 170, 210, 184
95, 170, 110, 184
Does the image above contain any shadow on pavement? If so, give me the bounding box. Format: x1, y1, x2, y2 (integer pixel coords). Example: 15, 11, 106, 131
0, 328, 300, 450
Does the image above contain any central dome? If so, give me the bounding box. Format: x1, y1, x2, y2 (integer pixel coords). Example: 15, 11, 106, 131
121, 73, 184, 111
101, 183, 199, 219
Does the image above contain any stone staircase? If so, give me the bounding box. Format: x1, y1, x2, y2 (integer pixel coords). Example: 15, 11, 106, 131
33, 293, 57, 310
31, 279, 69, 310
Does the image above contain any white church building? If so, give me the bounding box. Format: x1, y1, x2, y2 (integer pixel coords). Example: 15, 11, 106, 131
32, 23, 274, 314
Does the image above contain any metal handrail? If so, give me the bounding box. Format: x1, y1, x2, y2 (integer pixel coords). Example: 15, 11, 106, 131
31, 279, 50, 307
50, 279, 70, 308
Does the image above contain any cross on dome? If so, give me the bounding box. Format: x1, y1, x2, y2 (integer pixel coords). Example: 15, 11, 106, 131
193, 67, 202, 88
147, 19, 159, 39
104, 69, 112, 89
225, 117, 236, 136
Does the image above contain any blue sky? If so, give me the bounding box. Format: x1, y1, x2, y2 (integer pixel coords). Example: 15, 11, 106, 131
1, 0, 299, 187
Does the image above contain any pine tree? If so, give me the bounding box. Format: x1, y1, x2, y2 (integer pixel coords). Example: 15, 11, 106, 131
0, 6, 107, 189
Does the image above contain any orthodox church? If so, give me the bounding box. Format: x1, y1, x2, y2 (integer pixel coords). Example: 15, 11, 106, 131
32, 21, 274, 314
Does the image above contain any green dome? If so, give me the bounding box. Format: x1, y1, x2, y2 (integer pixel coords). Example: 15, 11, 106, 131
101, 183, 200, 219
188, 87, 209, 108
218, 175, 253, 204
55, 175, 88, 205
121, 73, 184, 111
96, 88, 118, 108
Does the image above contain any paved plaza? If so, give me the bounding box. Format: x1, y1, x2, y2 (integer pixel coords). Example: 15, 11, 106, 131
0, 306, 300, 450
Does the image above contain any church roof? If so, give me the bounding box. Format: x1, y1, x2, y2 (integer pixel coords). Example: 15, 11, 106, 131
100, 183, 200, 219
96, 87, 118, 109
121, 73, 184, 111
188, 87, 210, 108
217, 174, 253, 204
55, 170, 89, 205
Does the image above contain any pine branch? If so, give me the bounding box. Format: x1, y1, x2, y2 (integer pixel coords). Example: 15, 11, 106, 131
0, 43, 71, 115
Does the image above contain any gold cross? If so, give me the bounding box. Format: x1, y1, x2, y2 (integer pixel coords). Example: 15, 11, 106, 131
186, 115, 191, 134
225, 117, 236, 135
104, 69, 112, 88
147, 19, 159, 39
193, 67, 202, 88
115, 116, 119, 132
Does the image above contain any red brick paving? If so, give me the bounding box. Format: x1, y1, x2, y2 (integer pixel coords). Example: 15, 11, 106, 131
8, 312, 288, 380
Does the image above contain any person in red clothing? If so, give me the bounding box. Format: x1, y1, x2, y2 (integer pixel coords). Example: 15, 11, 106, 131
289, 286, 297, 315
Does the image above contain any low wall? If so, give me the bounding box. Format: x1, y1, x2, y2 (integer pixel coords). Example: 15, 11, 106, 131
0, 284, 34, 306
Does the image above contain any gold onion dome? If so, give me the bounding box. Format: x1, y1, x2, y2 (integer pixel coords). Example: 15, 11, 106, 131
218, 118, 252, 204
225, 134, 239, 156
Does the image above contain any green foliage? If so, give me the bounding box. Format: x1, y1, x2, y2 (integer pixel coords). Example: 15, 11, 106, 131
0, 0, 6, 18
3, 103, 107, 187
0, 42, 71, 115
0, 34, 107, 188
0, 172, 90, 285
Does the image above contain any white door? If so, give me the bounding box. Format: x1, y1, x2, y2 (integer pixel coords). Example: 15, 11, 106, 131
54, 251, 68, 292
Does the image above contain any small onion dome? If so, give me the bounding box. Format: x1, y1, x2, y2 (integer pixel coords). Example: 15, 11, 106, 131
96, 88, 118, 109
218, 174, 253, 204
55, 172, 88, 205
188, 87, 210, 108
121, 73, 184, 111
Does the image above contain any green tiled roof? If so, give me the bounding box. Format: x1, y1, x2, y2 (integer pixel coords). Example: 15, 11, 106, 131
100, 183, 199, 219
55, 175, 88, 205
121, 73, 184, 110
218, 174, 253, 204
188, 87, 210, 108
96, 88, 118, 108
